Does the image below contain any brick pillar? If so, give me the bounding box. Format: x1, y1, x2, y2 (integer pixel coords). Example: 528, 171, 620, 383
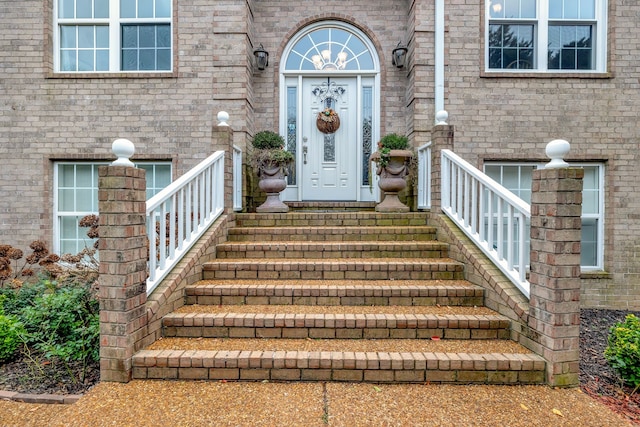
528, 167, 584, 387
211, 120, 235, 213
429, 122, 454, 215
98, 166, 148, 383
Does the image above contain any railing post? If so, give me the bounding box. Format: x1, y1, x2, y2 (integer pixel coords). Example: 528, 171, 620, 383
212, 111, 235, 213
528, 139, 583, 387
98, 139, 148, 383
430, 110, 454, 215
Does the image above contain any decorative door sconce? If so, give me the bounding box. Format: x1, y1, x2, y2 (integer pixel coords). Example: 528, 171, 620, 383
392, 42, 408, 68
253, 44, 269, 70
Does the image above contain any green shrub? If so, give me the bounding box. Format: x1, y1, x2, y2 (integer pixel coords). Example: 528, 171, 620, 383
0, 280, 49, 317
19, 282, 99, 367
0, 314, 24, 362
251, 130, 285, 150
605, 314, 640, 388
252, 148, 295, 166
0, 296, 25, 362
250, 131, 294, 168
378, 133, 409, 150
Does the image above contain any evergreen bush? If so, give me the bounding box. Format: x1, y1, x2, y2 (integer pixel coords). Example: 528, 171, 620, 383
605, 314, 640, 388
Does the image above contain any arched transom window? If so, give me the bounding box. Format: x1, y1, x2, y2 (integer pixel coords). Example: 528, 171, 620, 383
284, 26, 376, 71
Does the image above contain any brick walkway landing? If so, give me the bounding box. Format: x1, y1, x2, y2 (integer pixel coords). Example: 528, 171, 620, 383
133, 211, 545, 384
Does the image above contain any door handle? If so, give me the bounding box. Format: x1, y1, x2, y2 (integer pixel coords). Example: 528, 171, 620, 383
303, 145, 308, 164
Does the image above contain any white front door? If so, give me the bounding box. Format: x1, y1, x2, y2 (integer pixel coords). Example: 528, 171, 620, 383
301, 77, 358, 201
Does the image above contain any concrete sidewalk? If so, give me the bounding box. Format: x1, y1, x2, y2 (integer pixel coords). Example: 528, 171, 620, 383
0, 381, 633, 426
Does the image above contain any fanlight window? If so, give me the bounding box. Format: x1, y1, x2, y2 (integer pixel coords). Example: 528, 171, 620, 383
285, 27, 375, 71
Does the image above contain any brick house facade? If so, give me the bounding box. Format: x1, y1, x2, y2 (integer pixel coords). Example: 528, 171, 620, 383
0, 0, 638, 309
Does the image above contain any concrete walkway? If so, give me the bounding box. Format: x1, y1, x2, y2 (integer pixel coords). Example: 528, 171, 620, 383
0, 381, 633, 426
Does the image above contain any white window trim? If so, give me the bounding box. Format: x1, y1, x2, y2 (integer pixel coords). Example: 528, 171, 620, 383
53, 1, 173, 73
484, 0, 608, 73
483, 161, 605, 271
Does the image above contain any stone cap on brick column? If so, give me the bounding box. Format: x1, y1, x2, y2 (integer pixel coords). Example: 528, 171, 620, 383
435, 110, 448, 125
111, 138, 135, 167
545, 139, 570, 169
217, 111, 229, 127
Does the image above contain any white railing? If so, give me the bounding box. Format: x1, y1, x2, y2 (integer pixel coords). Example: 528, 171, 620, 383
441, 150, 531, 298
417, 142, 432, 209
233, 145, 243, 212
146, 151, 225, 295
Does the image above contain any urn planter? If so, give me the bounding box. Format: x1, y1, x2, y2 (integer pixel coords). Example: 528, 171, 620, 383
250, 131, 294, 213
370, 149, 413, 213
256, 161, 290, 213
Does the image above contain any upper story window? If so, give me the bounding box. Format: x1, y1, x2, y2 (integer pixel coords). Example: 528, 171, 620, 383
54, 0, 172, 73
486, 0, 607, 73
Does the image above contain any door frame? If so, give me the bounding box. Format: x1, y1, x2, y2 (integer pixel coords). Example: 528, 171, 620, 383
278, 21, 381, 202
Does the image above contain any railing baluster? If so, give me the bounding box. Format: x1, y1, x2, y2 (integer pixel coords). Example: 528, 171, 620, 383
177, 188, 184, 251
496, 197, 503, 259
471, 178, 478, 236
507, 204, 514, 270
518, 212, 527, 283
463, 171, 470, 228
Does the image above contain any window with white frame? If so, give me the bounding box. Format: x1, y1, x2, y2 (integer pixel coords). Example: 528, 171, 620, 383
486, 0, 607, 72
54, 161, 171, 255
484, 162, 604, 270
54, 0, 172, 72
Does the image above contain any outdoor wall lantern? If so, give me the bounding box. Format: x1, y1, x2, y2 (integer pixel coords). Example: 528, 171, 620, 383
392, 42, 408, 68
253, 44, 269, 70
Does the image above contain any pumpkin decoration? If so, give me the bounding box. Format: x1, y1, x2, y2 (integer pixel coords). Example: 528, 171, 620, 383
316, 108, 340, 134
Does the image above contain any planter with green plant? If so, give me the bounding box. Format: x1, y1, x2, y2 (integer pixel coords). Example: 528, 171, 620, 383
369, 133, 413, 212
250, 130, 294, 213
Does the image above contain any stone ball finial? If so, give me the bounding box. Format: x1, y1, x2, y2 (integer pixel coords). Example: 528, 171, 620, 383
545, 139, 570, 169
217, 111, 230, 127
435, 110, 449, 125
111, 139, 135, 167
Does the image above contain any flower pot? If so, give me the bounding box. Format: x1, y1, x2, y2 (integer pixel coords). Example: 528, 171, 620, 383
256, 162, 289, 213
370, 149, 413, 213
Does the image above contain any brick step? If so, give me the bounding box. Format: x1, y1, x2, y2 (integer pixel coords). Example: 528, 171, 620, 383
202, 258, 465, 281
234, 212, 428, 228
162, 310, 511, 340
132, 345, 545, 384
215, 241, 449, 259
185, 279, 484, 306
286, 201, 376, 211
227, 226, 437, 242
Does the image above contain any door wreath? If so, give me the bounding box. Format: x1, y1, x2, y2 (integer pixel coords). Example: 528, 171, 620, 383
316, 108, 340, 134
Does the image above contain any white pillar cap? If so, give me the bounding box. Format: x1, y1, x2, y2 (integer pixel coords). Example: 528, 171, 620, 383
111, 138, 135, 167
435, 110, 448, 125
217, 111, 230, 126
545, 139, 570, 169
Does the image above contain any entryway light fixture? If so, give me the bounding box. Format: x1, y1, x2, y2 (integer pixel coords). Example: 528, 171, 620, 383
392, 41, 408, 68
253, 44, 269, 70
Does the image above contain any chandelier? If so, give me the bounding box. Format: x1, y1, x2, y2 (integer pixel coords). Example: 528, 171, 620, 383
311, 49, 348, 70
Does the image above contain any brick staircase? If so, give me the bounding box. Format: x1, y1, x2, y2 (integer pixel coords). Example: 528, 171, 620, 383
133, 209, 545, 384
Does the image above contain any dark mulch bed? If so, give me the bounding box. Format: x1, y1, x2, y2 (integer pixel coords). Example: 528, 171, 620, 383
0, 308, 638, 424
0, 353, 99, 395
580, 308, 640, 425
